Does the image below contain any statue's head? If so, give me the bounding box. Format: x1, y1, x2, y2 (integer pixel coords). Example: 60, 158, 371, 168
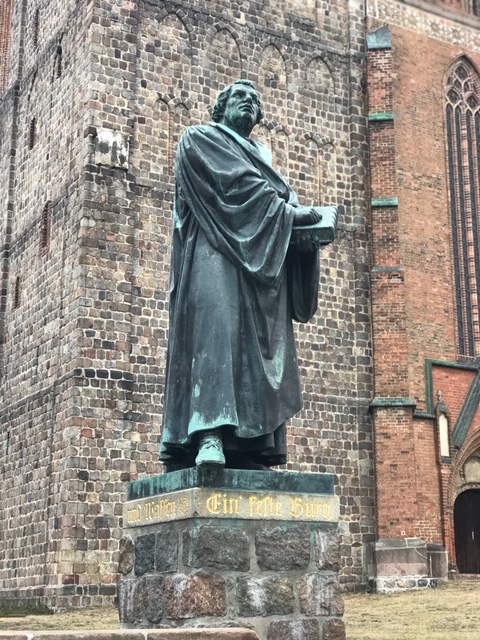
212, 80, 264, 137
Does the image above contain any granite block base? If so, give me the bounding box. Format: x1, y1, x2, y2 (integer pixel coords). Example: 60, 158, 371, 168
119, 470, 344, 640
371, 538, 448, 593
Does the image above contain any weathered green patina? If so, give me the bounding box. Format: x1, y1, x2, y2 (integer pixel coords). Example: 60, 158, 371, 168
160, 80, 335, 470
128, 468, 335, 500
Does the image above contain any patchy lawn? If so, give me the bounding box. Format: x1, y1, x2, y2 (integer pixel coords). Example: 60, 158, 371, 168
0, 607, 119, 631
0, 580, 478, 638
344, 580, 480, 640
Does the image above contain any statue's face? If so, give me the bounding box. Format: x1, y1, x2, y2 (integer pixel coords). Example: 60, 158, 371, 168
222, 84, 261, 136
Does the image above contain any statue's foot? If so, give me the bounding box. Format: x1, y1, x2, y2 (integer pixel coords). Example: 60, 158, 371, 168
195, 431, 226, 468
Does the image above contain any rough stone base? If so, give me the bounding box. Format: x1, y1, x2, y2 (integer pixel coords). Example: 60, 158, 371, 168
120, 470, 344, 640
371, 538, 448, 593
373, 575, 439, 594
119, 518, 344, 640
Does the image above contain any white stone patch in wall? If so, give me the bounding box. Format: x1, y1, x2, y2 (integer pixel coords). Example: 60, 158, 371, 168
95, 128, 130, 169
286, 0, 316, 19
439, 413, 450, 458
464, 456, 480, 484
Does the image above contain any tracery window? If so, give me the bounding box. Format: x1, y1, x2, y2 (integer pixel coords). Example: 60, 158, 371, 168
445, 58, 480, 357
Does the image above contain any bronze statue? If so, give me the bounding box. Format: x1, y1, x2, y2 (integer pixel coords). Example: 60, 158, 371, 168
160, 80, 329, 471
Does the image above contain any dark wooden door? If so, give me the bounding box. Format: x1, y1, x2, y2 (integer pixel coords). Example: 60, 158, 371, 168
454, 489, 480, 574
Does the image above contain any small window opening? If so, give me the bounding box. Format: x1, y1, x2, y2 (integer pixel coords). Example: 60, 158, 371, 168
13, 276, 21, 309
40, 201, 52, 253
28, 117, 36, 150
55, 46, 62, 78
33, 8, 40, 49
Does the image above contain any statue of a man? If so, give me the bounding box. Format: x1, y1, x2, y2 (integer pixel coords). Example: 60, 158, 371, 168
160, 79, 324, 471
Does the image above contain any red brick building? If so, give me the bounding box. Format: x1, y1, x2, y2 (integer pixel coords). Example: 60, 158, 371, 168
367, 0, 480, 589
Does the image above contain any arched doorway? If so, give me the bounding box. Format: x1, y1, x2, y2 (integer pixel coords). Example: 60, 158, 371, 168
454, 489, 480, 573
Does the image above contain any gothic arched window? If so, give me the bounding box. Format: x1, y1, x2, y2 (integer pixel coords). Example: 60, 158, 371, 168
445, 58, 480, 357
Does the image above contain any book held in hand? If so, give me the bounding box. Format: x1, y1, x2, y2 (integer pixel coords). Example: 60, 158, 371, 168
291, 206, 338, 247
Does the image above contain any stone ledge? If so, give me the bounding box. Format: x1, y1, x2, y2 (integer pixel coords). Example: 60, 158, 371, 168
0, 630, 259, 640
374, 576, 439, 594
128, 469, 335, 501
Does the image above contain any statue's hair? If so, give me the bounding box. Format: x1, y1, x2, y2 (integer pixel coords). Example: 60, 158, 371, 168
211, 79, 264, 124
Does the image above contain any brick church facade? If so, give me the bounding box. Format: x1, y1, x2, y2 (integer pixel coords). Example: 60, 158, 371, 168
367, 0, 480, 587
0, 0, 479, 609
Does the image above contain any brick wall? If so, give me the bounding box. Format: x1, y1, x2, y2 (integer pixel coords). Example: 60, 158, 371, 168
367, 0, 480, 572
0, 0, 374, 608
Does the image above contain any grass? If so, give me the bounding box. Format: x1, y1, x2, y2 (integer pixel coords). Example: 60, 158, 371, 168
344, 580, 480, 640
0, 580, 478, 638
0, 607, 119, 631
0, 605, 53, 617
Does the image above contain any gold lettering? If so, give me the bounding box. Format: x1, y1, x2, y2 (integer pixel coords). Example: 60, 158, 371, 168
289, 497, 303, 518
179, 496, 189, 516
228, 497, 240, 514
288, 497, 332, 520
143, 498, 176, 521
206, 493, 222, 515
222, 493, 229, 513
248, 495, 283, 518
127, 505, 142, 523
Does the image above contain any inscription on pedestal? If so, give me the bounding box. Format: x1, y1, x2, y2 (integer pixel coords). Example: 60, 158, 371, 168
124, 487, 339, 527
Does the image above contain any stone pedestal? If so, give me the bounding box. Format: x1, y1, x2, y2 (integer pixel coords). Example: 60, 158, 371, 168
371, 538, 448, 593
119, 469, 344, 640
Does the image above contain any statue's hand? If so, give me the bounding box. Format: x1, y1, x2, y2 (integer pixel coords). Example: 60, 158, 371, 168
293, 207, 322, 227
291, 207, 323, 252
295, 234, 323, 253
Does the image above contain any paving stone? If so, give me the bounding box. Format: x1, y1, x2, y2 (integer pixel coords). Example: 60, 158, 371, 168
146, 631, 258, 639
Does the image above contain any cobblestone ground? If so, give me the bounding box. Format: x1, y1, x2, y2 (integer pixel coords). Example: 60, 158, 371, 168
0, 580, 479, 639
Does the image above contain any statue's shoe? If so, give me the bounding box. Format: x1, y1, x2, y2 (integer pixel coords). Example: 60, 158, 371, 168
195, 433, 226, 468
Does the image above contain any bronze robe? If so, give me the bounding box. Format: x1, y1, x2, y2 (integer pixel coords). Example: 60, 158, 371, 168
160, 123, 319, 467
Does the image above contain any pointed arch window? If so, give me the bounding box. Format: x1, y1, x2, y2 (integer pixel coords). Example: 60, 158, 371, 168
445, 58, 480, 357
